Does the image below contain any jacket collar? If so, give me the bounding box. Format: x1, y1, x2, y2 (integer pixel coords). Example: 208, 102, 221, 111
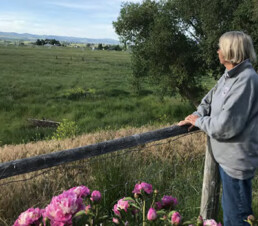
225, 59, 252, 78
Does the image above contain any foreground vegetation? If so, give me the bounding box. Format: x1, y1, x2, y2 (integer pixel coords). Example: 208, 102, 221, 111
0, 126, 257, 225
0, 45, 198, 145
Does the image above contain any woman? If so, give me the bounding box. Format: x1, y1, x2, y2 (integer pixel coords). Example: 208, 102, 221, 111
178, 31, 257, 226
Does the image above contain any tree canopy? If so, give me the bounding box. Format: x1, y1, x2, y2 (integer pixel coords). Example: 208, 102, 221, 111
35, 39, 61, 46
113, 0, 258, 106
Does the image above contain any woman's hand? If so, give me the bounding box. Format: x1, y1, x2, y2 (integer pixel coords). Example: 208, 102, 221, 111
177, 114, 199, 130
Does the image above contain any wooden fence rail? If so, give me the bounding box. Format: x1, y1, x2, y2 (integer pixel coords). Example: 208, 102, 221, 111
0, 125, 220, 220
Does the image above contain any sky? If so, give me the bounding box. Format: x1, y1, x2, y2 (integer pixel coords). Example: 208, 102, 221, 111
0, 0, 142, 40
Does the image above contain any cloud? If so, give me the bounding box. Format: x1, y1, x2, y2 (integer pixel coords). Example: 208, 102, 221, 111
47, 1, 100, 11
0, 0, 143, 39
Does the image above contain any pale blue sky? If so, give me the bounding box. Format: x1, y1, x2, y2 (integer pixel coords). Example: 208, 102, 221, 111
0, 0, 141, 40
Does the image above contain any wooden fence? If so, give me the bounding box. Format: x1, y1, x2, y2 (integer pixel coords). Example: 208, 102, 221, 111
0, 125, 220, 220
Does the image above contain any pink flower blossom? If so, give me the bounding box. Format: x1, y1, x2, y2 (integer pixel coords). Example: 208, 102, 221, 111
66, 185, 90, 198
171, 211, 181, 226
117, 198, 130, 212
147, 208, 157, 221
132, 183, 142, 194
141, 182, 153, 194
113, 204, 121, 217
90, 190, 101, 203
113, 217, 120, 224
14, 208, 42, 226
204, 219, 222, 226
44, 191, 84, 225
132, 182, 153, 195
162, 195, 178, 208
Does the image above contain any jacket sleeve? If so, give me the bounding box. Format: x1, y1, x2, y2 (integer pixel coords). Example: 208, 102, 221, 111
193, 84, 217, 117
195, 75, 255, 140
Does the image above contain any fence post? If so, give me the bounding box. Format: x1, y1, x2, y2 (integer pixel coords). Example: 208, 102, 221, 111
200, 136, 221, 220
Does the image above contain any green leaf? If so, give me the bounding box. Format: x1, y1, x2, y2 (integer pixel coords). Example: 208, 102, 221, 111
99, 215, 109, 220
182, 220, 195, 225
123, 197, 135, 201
129, 203, 141, 210
168, 210, 176, 218
156, 210, 166, 215
74, 210, 87, 217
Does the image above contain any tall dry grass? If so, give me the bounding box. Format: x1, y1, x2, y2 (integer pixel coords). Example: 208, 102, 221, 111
0, 124, 206, 163
0, 125, 208, 225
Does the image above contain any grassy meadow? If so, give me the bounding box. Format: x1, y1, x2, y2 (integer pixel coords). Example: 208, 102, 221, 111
0, 44, 257, 225
0, 44, 195, 145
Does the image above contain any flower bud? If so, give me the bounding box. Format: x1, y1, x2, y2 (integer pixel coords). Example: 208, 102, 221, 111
147, 208, 157, 221
171, 211, 181, 226
90, 190, 101, 203
197, 215, 203, 226
85, 205, 91, 215
112, 218, 119, 224
247, 215, 255, 225
134, 193, 140, 199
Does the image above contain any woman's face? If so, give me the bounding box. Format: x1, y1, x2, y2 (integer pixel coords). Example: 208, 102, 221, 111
217, 48, 226, 65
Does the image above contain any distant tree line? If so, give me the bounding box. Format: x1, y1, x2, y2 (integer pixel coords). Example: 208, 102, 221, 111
35, 39, 61, 46
97, 43, 123, 51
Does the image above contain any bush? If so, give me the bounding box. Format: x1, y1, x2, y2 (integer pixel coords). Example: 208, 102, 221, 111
51, 119, 78, 140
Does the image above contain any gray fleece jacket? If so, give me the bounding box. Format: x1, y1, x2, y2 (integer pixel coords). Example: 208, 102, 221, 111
194, 59, 258, 179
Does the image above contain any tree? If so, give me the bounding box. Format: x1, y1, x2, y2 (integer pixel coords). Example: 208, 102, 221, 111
98, 43, 103, 50
113, 0, 258, 106
35, 39, 43, 45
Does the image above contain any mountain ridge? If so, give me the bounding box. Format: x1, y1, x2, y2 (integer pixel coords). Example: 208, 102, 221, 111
0, 31, 120, 45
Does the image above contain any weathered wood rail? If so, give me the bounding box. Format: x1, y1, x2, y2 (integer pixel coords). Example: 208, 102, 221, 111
0, 125, 220, 220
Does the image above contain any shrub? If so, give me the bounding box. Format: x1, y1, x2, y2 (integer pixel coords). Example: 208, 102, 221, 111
51, 119, 78, 140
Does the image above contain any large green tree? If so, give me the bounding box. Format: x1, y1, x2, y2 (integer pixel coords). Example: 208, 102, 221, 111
113, 0, 258, 106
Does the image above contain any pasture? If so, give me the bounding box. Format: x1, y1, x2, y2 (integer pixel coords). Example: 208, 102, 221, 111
1, 45, 257, 225
0, 45, 195, 145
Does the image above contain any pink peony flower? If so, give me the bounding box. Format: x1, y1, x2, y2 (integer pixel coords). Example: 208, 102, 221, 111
117, 198, 130, 212
113, 204, 121, 217
66, 185, 90, 198
132, 182, 153, 195
90, 190, 101, 203
44, 191, 84, 225
204, 219, 221, 226
113, 217, 120, 224
171, 211, 181, 226
141, 182, 153, 194
162, 195, 178, 208
147, 208, 157, 221
14, 208, 42, 226
132, 183, 142, 194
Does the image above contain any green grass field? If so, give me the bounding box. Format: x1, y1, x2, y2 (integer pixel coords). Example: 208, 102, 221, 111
0, 45, 257, 225
0, 45, 196, 145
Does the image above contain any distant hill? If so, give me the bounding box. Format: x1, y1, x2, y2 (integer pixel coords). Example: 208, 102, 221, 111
0, 31, 120, 45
